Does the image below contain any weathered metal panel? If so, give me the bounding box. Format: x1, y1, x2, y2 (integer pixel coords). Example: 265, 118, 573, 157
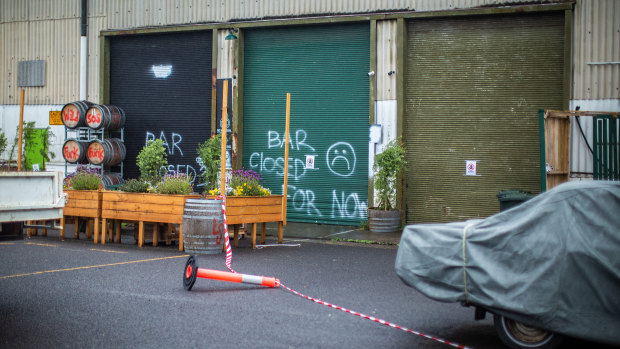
1, 21, 29, 105
0, 0, 28, 22
29, 0, 78, 20
405, 12, 566, 224
88, 16, 107, 103
572, 0, 620, 100
376, 19, 397, 101
17, 60, 46, 87
217, 29, 235, 79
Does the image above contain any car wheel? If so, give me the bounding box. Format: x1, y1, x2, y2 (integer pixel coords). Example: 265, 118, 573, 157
493, 314, 563, 349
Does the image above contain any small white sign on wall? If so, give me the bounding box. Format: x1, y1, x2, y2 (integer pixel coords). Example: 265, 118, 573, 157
306, 155, 315, 169
465, 160, 477, 176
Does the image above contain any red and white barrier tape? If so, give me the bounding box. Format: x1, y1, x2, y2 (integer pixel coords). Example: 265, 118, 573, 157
217, 195, 235, 274
214, 195, 472, 349
279, 283, 472, 349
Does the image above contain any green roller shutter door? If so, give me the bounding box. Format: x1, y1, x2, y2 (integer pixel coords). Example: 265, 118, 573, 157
243, 23, 369, 225
405, 12, 565, 223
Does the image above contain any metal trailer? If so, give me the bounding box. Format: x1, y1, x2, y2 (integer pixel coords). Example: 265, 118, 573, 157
0, 172, 66, 237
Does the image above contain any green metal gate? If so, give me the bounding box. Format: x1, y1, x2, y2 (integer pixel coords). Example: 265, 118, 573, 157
594, 115, 620, 180
242, 23, 370, 225
405, 12, 566, 223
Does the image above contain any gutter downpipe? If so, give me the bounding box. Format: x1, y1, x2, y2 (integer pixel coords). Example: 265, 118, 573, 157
80, 0, 88, 100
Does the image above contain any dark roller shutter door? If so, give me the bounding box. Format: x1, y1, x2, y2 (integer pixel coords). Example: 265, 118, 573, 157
109, 31, 212, 186
243, 23, 369, 225
405, 13, 565, 223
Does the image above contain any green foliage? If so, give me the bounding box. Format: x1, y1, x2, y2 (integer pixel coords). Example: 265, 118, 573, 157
0, 128, 7, 156
67, 166, 102, 190
373, 139, 406, 211
136, 139, 168, 182
359, 220, 369, 230
331, 237, 398, 246
207, 168, 271, 197
119, 178, 150, 193
196, 134, 222, 191
154, 173, 193, 195
9, 122, 55, 170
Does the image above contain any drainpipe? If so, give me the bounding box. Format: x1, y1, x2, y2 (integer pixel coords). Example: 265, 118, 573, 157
79, 0, 87, 100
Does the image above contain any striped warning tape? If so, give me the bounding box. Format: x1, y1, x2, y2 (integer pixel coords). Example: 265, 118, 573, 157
217, 195, 235, 274
279, 283, 472, 349
215, 195, 472, 349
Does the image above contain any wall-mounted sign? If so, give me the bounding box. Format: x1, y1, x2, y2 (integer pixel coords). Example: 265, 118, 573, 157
466, 160, 478, 176
49, 111, 62, 125
305, 155, 315, 169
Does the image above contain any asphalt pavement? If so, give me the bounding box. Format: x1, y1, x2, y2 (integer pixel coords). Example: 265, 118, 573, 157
0, 225, 616, 348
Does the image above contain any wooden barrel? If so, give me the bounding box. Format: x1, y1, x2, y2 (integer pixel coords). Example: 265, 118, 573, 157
101, 172, 125, 188
62, 139, 89, 164
61, 101, 93, 129
86, 104, 126, 130
87, 138, 126, 166
182, 199, 224, 254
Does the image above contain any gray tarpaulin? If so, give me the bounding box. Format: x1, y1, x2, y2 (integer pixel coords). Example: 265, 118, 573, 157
395, 181, 620, 345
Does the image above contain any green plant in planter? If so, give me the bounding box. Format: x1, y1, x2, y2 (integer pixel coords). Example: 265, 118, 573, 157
154, 172, 193, 195
373, 139, 406, 211
196, 133, 222, 192
136, 139, 168, 183
67, 165, 102, 190
119, 178, 150, 193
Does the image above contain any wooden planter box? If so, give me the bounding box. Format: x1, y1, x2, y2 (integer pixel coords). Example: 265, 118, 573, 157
62, 189, 102, 241
204, 195, 286, 248
101, 192, 200, 250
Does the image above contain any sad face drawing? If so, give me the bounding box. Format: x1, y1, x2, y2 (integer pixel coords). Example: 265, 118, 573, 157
326, 142, 356, 177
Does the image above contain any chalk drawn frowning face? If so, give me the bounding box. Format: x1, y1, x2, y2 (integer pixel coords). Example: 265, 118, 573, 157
326, 142, 356, 177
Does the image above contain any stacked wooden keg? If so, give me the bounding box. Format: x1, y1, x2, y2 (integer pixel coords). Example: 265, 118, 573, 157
61, 101, 126, 187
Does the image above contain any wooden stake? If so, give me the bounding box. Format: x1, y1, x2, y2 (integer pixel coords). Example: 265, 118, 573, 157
220, 80, 228, 195
17, 89, 25, 171
282, 93, 290, 225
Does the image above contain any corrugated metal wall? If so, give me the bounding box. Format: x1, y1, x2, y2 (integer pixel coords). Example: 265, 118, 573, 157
572, 0, 620, 100
1, 0, 618, 106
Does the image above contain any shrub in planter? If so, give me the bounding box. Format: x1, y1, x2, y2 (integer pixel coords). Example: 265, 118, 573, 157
119, 178, 150, 193
153, 173, 193, 195
207, 168, 271, 197
369, 139, 406, 233
136, 139, 168, 183
66, 165, 102, 190
196, 133, 222, 192
373, 139, 406, 211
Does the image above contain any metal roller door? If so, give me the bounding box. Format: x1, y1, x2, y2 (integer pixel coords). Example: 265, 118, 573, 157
405, 12, 565, 223
109, 31, 212, 185
243, 23, 369, 225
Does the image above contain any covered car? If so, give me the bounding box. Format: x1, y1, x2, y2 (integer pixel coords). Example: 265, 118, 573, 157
395, 180, 620, 348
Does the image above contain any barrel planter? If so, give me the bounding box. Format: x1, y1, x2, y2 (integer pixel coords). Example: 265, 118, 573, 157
61, 189, 102, 242
182, 199, 226, 254
203, 195, 286, 249
367, 208, 401, 233
86, 104, 126, 130
100, 192, 200, 249
87, 138, 126, 166
61, 100, 94, 129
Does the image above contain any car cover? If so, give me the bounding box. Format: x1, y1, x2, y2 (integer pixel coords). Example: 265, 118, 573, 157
395, 180, 620, 345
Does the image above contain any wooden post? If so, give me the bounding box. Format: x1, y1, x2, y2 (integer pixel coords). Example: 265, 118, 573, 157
17, 89, 25, 171
220, 80, 228, 196
282, 93, 290, 226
